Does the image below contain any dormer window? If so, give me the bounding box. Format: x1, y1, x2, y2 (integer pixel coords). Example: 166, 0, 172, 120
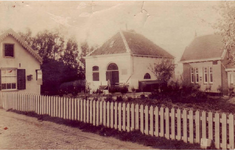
4, 44, 14, 57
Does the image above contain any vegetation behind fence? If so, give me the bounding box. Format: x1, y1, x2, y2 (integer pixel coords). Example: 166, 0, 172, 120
0, 92, 234, 149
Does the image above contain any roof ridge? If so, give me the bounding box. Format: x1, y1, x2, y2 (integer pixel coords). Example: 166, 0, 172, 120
119, 30, 131, 53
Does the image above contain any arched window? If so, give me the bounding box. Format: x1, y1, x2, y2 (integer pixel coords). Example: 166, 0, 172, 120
144, 73, 151, 79
107, 63, 118, 70
92, 66, 99, 81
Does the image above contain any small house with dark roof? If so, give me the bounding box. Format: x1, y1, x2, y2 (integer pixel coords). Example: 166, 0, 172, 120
0, 29, 43, 94
85, 30, 174, 92
180, 34, 235, 94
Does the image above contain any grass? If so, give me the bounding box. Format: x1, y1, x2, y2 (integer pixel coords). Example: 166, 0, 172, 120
8, 109, 203, 149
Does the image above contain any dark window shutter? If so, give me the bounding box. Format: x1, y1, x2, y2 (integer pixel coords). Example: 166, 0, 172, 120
0, 70, 1, 90
17, 69, 26, 90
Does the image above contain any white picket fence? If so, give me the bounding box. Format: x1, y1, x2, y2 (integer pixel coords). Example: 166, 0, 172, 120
0, 92, 234, 149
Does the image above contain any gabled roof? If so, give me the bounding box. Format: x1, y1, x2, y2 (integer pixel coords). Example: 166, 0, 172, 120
89, 30, 174, 59
180, 34, 225, 62
0, 29, 43, 64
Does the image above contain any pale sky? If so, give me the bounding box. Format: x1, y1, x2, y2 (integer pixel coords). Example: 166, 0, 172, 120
0, 1, 222, 74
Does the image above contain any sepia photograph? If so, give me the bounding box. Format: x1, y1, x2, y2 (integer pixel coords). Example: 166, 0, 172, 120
0, 0, 235, 149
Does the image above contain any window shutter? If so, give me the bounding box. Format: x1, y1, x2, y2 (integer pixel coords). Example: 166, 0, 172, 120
17, 69, 26, 90
0, 70, 1, 90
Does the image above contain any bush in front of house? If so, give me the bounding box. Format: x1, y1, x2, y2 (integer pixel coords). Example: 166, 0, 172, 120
108, 85, 128, 94
149, 80, 208, 103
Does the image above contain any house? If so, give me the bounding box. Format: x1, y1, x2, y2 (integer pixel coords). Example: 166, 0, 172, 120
0, 29, 43, 94
85, 30, 174, 92
180, 34, 235, 94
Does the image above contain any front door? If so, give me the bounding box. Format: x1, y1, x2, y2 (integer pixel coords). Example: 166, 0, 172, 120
106, 63, 119, 86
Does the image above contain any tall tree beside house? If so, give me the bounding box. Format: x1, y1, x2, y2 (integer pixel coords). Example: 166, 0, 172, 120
19, 29, 86, 95
150, 59, 175, 93
216, 2, 235, 63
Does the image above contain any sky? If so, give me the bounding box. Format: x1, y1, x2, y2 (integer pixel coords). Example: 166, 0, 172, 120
0, 1, 222, 74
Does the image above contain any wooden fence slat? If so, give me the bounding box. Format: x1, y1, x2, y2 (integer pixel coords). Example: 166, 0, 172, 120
87, 100, 89, 123
149, 106, 154, 136
103, 101, 106, 127
165, 107, 170, 139
127, 103, 130, 132
135, 104, 139, 130
145, 105, 149, 135
214, 113, 220, 149
160, 107, 164, 137
221, 113, 227, 149
100, 101, 103, 125
90, 100, 93, 124
176, 109, 181, 140
114, 102, 118, 129
111, 102, 114, 128
202, 111, 206, 139
208, 112, 213, 141
154, 106, 159, 137
183, 109, 187, 143
84, 99, 86, 123
107, 101, 110, 128
118, 102, 122, 131
229, 114, 234, 149
96, 100, 99, 126
123, 103, 126, 131
93, 100, 96, 126
171, 108, 175, 140
140, 105, 144, 134
189, 110, 194, 144
131, 103, 135, 131
195, 110, 200, 143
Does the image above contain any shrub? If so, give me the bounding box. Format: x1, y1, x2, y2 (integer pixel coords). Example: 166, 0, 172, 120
149, 80, 207, 103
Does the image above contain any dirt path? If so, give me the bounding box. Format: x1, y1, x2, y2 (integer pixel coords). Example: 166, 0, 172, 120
0, 109, 151, 149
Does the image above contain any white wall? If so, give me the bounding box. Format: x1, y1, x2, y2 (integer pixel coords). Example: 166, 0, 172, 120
0, 36, 41, 94
86, 53, 132, 91
130, 56, 160, 89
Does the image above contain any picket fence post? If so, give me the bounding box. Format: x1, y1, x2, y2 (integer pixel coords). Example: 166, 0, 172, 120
176, 108, 181, 140
229, 114, 234, 149
127, 103, 130, 132
110, 102, 114, 128
144, 105, 149, 135
149, 106, 154, 136
171, 108, 175, 140
214, 113, 220, 149
154, 106, 159, 137
140, 104, 144, 134
118, 102, 122, 131
114, 102, 118, 129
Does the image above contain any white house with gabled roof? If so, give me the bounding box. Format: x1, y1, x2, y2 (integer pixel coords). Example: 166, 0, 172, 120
0, 29, 43, 94
85, 30, 174, 92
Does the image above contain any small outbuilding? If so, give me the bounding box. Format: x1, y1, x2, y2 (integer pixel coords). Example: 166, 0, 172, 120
85, 30, 174, 92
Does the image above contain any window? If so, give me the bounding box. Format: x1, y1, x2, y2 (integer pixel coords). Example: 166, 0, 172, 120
204, 68, 208, 83
144, 73, 151, 79
195, 68, 199, 83
209, 67, 213, 83
92, 66, 99, 81
4, 44, 14, 57
191, 68, 194, 83
1, 69, 17, 90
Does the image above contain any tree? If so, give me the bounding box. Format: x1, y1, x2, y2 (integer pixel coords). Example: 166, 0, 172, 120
150, 59, 175, 83
19, 29, 65, 61
149, 59, 175, 94
216, 2, 235, 63
19, 28, 87, 95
